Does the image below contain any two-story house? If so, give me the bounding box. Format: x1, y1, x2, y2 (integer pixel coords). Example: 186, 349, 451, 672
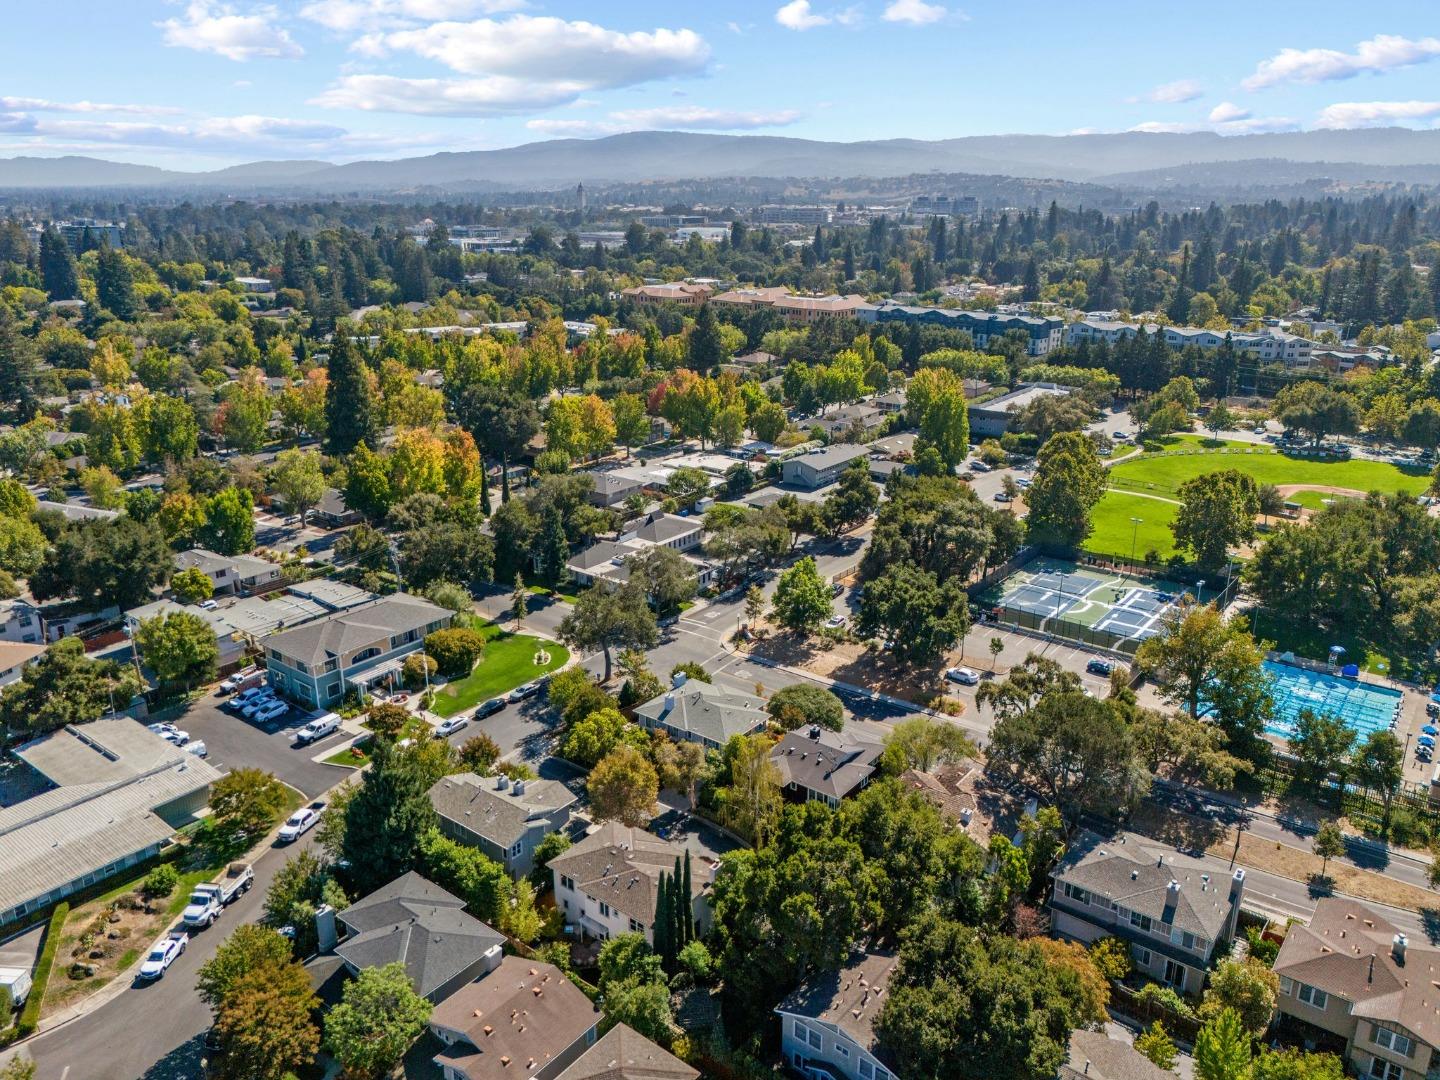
1048, 830, 1246, 997
547, 822, 714, 945
428, 772, 576, 878
775, 949, 899, 1080
770, 726, 884, 808
1274, 898, 1440, 1080
174, 548, 282, 596
264, 593, 450, 708
429, 956, 599, 1080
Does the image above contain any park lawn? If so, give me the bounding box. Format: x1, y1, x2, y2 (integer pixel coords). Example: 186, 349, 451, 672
1137, 433, 1257, 453
1109, 446, 1428, 502
1250, 610, 1398, 679
1085, 490, 1179, 561
428, 633, 569, 718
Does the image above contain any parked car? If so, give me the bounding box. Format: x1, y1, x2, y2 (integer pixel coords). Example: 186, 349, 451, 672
198, 599, 219, 611
824, 615, 847, 630
181, 863, 254, 928
434, 715, 469, 739
137, 932, 188, 981
993, 492, 1012, 503
161, 729, 191, 747
294, 712, 341, 745
243, 694, 282, 720
231, 687, 273, 712
508, 681, 544, 703
1112, 431, 1129, 440
945, 667, 980, 686
185, 741, 208, 759
0, 967, 33, 1008
830, 582, 844, 597
475, 697, 506, 718
1086, 658, 1115, 677
970, 460, 992, 473
147, 722, 180, 738
278, 802, 325, 843
1015, 478, 1032, 489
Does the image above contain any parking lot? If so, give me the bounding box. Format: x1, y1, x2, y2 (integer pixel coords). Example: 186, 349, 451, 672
177, 692, 350, 798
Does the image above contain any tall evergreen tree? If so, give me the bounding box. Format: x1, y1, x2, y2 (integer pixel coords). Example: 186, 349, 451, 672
539, 506, 568, 586
688, 303, 725, 374
95, 246, 138, 321
653, 871, 672, 969
324, 336, 378, 455
39, 227, 79, 300
681, 851, 694, 944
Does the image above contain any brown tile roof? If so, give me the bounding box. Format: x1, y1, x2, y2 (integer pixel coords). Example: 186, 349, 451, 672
546, 822, 712, 927
552, 1022, 697, 1080
897, 758, 1021, 844
1274, 897, 1440, 1048
775, 949, 897, 1066
430, 957, 597, 1080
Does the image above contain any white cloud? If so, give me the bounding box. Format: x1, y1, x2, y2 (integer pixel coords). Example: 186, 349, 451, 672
525, 105, 804, 137
298, 0, 524, 34
310, 74, 584, 115
1128, 79, 1203, 105
882, 0, 946, 24
775, 1, 859, 30
1315, 100, 1440, 129
1243, 34, 1440, 91
1207, 101, 1251, 123
1129, 114, 1297, 135
158, 1, 303, 61
355, 15, 709, 84
0, 97, 182, 116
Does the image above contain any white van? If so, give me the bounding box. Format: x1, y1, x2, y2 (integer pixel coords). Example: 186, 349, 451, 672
0, 967, 33, 1009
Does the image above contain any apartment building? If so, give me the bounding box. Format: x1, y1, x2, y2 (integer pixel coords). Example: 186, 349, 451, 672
619, 282, 713, 307
1066, 318, 1313, 368
1048, 831, 1246, 997
263, 593, 450, 708
864, 303, 1064, 356
1274, 898, 1440, 1080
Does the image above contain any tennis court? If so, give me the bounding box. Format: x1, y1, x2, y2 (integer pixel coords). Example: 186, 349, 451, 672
983, 557, 1194, 643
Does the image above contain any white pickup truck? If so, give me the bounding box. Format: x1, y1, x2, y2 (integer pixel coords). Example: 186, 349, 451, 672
180, 862, 254, 929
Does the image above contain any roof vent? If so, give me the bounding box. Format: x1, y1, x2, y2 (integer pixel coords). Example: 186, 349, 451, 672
513, 780, 526, 796
496, 774, 509, 791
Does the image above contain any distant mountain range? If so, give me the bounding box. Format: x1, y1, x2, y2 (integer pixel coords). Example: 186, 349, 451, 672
4, 128, 1440, 192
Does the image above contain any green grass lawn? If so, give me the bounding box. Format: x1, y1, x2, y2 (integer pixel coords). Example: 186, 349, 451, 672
1086, 490, 1180, 561
323, 716, 431, 768
1250, 610, 1395, 677
428, 633, 570, 718
1108, 445, 1428, 502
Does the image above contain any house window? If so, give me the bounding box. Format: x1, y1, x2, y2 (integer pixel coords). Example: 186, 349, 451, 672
837, 1044, 850, 1060
1062, 882, 1091, 906
1298, 984, 1329, 1010
794, 1021, 810, 1042
1129, 911, 1154, 933
1171, 929, 1198, 951
807, 1029, 823, 1051
1132, 945, 1152, 968
560, 876, 574, 890
1373, 1028, 1412, 1057
509, 841, 523, 857
599, 902, 611, 917
1369, 1059, 1404, 1080
629, 919, 644, 933
874, 1068, 890, 1080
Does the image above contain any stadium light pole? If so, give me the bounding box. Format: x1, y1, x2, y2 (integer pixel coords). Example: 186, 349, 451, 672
1129, 517, 1143, 569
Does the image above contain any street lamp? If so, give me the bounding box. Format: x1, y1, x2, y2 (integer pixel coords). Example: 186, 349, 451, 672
1129, 517, 1143, 571
1195, 579, 1207, 606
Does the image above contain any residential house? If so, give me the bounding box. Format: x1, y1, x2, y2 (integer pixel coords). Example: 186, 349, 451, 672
968, 383, 1073, 437
174, 548, 282, 596
235, 276, 273, 293
548, 821, 715, 944
126, 598, 250, 670
770, 726, 884, 808
0, 641, 45, 688
775, 949, 899, 1080
810, 404, 885, 440
428, 772, 576, 878
1059, 1030, 1174, 1080
0, 599, 44, 644
335, 872, 505, 1002
0, 718, 222, 925
899, 759, 1019, 845
264, 593, 451, 708
567, 513, 711, 590
35, 500, 119, 523
872, 390, 907, 414
589, 471, 646, 508
633, 676, 769, 751
553, 1023, 697, 1080
1273, 897, 1440, 1080
429, 957, 599, 1080
309, 488, 363, 528
780, 444, 872, 490
1048, 830, 1246, 997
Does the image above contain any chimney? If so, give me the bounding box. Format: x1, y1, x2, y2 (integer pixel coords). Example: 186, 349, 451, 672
809, 725, 822, 739
663, 692, 675, 712
496, 774, 510, 791
672, 671, 688, 689
1369, 953, 1377, 983
1166, 879, 1181, 906
1394, 934, 1408, 964
315, 904, 338, 952
1229, 868, 1246, 906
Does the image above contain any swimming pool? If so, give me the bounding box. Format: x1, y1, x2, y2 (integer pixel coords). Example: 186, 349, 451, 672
1262, 660, 1402, 742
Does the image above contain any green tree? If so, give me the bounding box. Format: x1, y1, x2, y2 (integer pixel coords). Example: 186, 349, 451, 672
1025, 430, 1107, 549
324, 336, 379, 454
135, 609, 220, 688
142, 863, 179, 900
270, 449, 326, 526
199, 487, 256, 556
1173, 469, 1259, 570
342, 742, 441, 895
559, 580, 659, 682
30, 516, 171, 610
588, 744, 658, 827
750, 400, 788, 443
197, 924, 295, 1009
39, 226, 79, 299
94, 247, 138, 320
917, 378, 971, 470
880, 715, 977, 774
604, 978, 675, 1048
1288, 709, 1355, 787
856, 562, 970, 666
1194, 1008, 1253, 1080
771, 556, 831, 635
262, 850, 347, 958
665, 466, 710, 511
561, 706, 637, 769
0, 637, 142, 737
209, 768, 288, 847
1353, 730, 1405, 828
530, 830, 573, 891
325, 961, 433, 1079
1251, 1049, 1345, 1080
688, 303, 726, 373
766, 684, 846, 731
211, 956, 320, 1080
1312, 820, 1346, 880
1134, 1021, 1178, 1071
823, 460, 880, 534
171, 565, 215, 604
1200, 957, 1278, 1037
612, 392, 650, 456
719, 734, 782, 845
627, 545, 699, 617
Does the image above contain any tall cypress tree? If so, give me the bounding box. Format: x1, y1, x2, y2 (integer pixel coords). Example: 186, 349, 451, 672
653, 871, 672, 969
671, 856, 686, 950
39, 227, 79, 300
681, 851, 694, 944
324, 335, 378, 455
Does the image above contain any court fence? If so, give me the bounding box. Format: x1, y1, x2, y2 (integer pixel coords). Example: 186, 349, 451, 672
978, 604, 1146, 656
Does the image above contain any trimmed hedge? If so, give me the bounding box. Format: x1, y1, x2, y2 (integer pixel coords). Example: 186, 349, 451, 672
1, 900, 69, 1044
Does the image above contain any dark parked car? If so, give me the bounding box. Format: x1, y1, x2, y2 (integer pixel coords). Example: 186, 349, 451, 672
475, 697, 506, 718
1085, 658, 1114, 677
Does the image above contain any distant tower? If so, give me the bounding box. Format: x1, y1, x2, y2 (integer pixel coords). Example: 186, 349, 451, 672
576, 182, 586, 213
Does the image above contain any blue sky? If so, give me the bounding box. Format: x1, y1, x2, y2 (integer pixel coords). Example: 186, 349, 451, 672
4, 1, 1440, 169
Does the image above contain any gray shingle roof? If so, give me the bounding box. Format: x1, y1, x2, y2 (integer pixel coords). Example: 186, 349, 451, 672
776, 949, 897, 1068
1061, 1030, 1174, 1080
553, 1023, 697, 1080
624, 513, 700, 546
546, 822, 709, 926
1274, 897, 1440, 1049
769, 727, 883, 800
1053, 830, 1238, 943
785, 444, 871, 473
428, 773, 576, 850
336, 872, 504, 999
264, 593, 448, 667
634, 681, 768, 747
